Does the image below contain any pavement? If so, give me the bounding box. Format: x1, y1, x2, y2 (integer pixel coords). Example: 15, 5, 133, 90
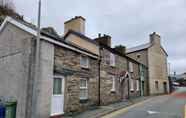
62, 96, 153, 118
101, 87, 186, 118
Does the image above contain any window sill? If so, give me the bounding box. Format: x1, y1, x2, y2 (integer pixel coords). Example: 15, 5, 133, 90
110, 65, 116, 67
80, 66, 90, 70
79, 99, 89, 103
110, 90, 116, 93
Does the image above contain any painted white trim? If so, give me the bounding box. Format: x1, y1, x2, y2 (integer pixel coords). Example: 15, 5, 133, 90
80, 56, 90, 69
51, 75, 65, 116
79, 78, 88, 100
0, 17, 98, 59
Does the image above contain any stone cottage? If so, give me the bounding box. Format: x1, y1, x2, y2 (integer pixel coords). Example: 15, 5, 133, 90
0, 16, 100, 118
126, 32, 169, 95
94, 34, 148, 105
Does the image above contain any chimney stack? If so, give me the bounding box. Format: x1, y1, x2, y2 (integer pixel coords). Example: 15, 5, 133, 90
150, 32, 161, 45
64, 16, 85, 34
94, 34, 111, 47
114, 45, 126, 55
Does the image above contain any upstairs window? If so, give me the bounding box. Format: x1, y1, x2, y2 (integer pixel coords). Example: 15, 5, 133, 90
80, 56, 89, 68
129, 62, 134, 72
110, 53, 115, 67
80, 78, 88, 100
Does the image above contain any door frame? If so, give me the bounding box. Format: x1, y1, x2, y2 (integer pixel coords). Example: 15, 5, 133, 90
51, 75, 65, 116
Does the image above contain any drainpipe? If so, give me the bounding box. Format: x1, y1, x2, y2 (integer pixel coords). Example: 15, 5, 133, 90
98, 46, 101, 106
139, 65, 142, 97
127, 61, 130, 99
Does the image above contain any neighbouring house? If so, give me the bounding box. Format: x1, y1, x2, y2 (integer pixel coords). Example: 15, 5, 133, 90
55, 16, 100, 114
94, 34, 148, 105
126, 32, 169, 95
0, 16, 100, 118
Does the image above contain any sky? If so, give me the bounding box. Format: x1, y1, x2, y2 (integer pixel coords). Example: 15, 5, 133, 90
14, 0, 186, 74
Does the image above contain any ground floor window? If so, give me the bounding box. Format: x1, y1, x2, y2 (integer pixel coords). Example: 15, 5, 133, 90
80, 78, 88, 100
111, 75, 116, 92
136, 80, 139, 91
130, 79, 134, 91
155, 81, 159, 90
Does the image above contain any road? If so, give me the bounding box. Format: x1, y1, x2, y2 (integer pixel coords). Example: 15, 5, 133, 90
102, 87, 186, 118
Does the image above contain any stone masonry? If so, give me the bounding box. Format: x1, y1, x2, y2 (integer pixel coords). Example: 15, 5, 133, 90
54, 45, 99, 113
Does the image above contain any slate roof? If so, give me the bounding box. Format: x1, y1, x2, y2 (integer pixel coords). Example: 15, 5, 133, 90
126, 43, 151, 54
126, 42, 168, 56
1, 16, 99, 58
63, 29, 98, 45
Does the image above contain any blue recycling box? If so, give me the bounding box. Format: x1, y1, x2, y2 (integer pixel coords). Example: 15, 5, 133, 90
0, 104, 5, 118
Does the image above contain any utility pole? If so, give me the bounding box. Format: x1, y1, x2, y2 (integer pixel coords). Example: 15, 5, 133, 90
31, 0, 41, 118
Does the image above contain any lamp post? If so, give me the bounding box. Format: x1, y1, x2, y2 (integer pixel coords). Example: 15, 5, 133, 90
31, 0, 41, 118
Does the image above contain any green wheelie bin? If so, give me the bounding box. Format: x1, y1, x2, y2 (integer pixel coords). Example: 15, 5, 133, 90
5, 101, 17, 118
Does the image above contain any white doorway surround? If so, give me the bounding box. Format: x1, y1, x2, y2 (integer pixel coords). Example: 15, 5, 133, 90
51, 75, 65, 116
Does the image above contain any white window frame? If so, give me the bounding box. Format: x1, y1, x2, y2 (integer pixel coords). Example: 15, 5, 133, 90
80, 56, 90, 69
110, 53, 115, 67
111, 76, 116, 92
129, 62, 133, 72
79, 78, 88, 100
130, 79, 134, 91
136, 80, 139, 91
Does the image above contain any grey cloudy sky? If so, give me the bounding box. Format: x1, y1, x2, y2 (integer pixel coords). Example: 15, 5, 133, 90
14, 0, 186, 74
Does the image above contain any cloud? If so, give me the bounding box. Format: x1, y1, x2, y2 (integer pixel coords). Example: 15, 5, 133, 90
14, 0, 186, 73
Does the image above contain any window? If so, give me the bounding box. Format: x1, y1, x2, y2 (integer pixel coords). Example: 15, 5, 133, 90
130, 79, 134, 91
80, 78, 88, 100
137, 54, 141, 59
155, 81, 159, 90
136, 80, 139, 91
110, 53, 115, 66
129, 62, 133, 72
80, 56, 89, 68
111, 76, 116, 92
53, 78, 62, 95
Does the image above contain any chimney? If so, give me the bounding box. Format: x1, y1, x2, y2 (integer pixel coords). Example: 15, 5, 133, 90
150, 32, 161, 45
64, 16, 85, 34
94, 34, 111, 47
114, 45, 126, 55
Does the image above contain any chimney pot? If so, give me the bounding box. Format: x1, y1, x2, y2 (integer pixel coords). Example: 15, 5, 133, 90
98, 33, 101, 38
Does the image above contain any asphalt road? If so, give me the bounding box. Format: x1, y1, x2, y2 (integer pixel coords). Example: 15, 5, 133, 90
102, 87, 186, 118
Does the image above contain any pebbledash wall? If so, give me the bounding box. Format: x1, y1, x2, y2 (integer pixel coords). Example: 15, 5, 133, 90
54, 45, 99, 113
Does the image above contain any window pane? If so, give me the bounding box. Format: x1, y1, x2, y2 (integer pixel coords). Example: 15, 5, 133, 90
80, 79, 87, 88
53, 78, 62, 95
80, 57, 88, 67
80, 89, 88, 99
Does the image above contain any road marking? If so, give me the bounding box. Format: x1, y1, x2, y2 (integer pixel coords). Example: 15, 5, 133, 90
147, 110, 159, 114
101, 98, 154, 118
184, 104, 186, 118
